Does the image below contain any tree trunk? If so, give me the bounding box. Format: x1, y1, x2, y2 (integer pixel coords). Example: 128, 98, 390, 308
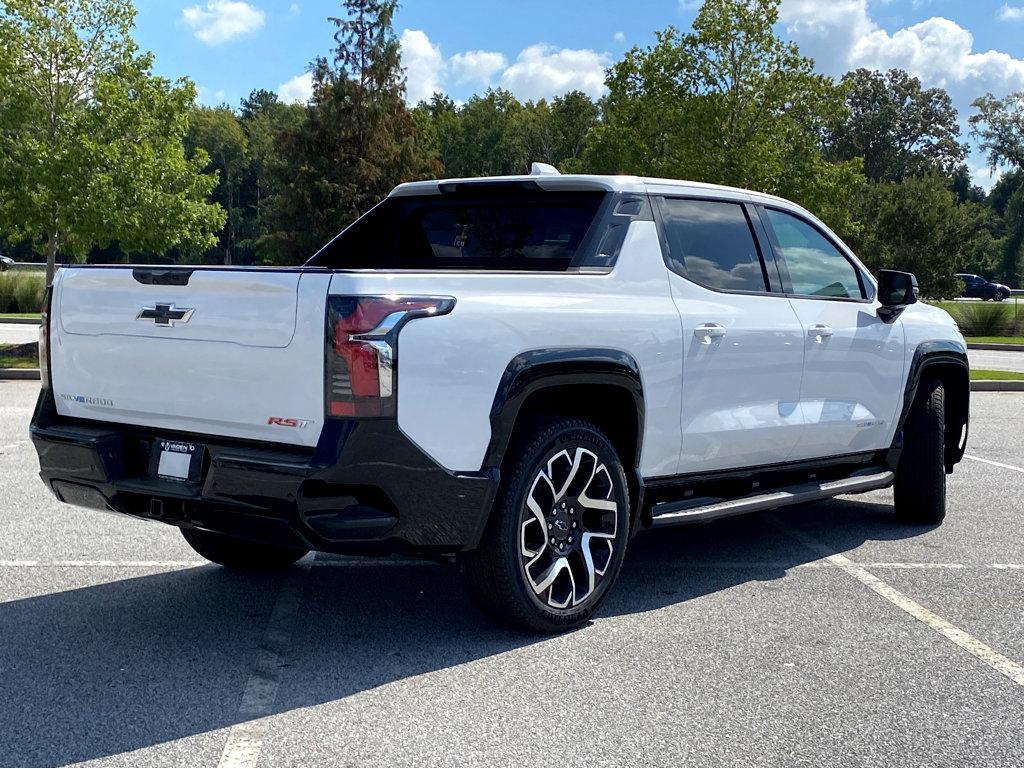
46, 238, 59, 287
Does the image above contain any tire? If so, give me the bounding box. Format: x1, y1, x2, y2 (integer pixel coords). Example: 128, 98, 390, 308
994, 290, 1007, 302
181, 527, 308, 570
461, 418, 631, 633
894, 378, 946, 525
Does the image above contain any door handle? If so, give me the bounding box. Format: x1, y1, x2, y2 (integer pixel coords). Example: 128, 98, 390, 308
694, 323, 727, 344
808, 324, 834, 342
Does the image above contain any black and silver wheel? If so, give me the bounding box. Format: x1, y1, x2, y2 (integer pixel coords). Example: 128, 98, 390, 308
994, 289, 1007, 302
894, 377, 946, 525
462, 418, 630, 633
181, 527, 308, 570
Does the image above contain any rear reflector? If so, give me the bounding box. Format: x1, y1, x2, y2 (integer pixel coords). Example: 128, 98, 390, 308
326, 296, 454, 419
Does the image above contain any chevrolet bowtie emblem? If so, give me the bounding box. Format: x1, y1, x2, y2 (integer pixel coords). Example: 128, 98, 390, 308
137, 303, 194, 326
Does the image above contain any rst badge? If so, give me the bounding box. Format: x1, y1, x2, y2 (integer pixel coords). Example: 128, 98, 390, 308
267, 417, 312, 429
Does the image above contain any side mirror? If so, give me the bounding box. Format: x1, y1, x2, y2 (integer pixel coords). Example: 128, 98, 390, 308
877, 270, 918, 322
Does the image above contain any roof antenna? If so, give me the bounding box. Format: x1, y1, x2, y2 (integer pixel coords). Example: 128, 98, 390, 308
530, 162, 561, 176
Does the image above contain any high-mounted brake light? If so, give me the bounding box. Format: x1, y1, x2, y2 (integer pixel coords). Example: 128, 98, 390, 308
326, 296, 454, 418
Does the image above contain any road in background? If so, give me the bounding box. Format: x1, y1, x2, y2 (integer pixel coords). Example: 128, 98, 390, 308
1, 382, 1022, 766
0, 324, 39, 345
969, 349, 1024, 373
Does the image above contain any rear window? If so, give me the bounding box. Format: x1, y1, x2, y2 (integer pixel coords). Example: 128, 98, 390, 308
307, 189, 606, 271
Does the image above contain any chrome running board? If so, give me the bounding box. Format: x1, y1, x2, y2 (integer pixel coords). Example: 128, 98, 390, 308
648, 469, 895, 528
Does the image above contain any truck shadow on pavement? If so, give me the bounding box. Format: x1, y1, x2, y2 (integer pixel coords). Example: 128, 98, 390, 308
0, 497, 928, 766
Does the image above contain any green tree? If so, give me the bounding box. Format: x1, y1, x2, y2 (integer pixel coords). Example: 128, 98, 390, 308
186, 106, 248, 263
0, 0, 223, 282
971, 92, 1024, 170
985, 170, 1024, 285
238, 89, 304, 260
846, 175, 996, 297
548, 91, 600, 171
266, 0, 434, 262
970, 93, 1024, 284
435, 89, 529, 178
826, 68, 966, 182
583, 0, 863, 232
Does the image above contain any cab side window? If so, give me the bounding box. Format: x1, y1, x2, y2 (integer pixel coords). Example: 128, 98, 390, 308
659, 198, 768, 292
763, 209, 864, 300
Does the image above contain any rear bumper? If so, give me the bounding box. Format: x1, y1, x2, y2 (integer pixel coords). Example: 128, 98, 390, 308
30, 391, 498, 556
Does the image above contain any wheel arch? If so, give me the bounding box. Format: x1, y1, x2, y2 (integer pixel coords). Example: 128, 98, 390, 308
484, 348, 646, 531
898, 341, 970, 472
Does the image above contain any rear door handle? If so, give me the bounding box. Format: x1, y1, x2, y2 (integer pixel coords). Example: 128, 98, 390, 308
694, 323, 727, 344
808, 324, 834, 342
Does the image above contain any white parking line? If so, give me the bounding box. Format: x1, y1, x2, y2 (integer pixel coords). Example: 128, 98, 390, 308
0, 560, 205, 568
771, 516, 1024, 689
218, 560, 311, 768
964, 454, 1024, 474
1, 559, 1021, 570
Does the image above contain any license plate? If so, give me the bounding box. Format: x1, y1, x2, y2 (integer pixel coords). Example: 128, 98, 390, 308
155, 440, 200, 481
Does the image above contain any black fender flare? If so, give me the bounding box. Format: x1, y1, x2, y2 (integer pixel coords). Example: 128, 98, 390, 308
896, 340, 970, 471
482, 348, 647, 533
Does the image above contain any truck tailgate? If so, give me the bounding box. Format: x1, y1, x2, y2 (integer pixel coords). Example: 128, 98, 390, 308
50, 267, 331, 448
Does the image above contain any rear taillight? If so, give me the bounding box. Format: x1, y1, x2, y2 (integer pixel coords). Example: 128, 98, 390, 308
326, 296, 454, 418
39, 287, 52, 389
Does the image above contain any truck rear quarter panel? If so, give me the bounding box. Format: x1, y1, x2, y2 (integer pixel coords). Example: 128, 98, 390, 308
328, 220, 683, 476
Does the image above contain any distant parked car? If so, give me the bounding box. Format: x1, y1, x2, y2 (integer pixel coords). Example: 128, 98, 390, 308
956, 273, 1012, 301
0, 255, 14, 271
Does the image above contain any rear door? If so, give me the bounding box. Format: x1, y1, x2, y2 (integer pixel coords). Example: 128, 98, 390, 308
759, 206, 905, 460
51, 267, 331, 447
654, 194, 806, 473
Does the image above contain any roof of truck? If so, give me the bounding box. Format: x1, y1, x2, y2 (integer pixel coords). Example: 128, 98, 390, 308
389, 172, 802, 211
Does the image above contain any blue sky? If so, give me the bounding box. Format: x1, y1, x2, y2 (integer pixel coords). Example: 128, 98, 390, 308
134, 0, 1024, 188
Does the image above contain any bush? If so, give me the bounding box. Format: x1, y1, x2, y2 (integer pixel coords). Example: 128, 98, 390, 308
0, 271, 45, 313
945, 301, 1015, 336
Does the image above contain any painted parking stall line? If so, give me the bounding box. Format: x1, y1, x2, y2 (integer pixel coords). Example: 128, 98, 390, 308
218, 560, 311, 769
964, 454, 1024, 474
770, 515, 1024, 689
3, 559, 1024, 570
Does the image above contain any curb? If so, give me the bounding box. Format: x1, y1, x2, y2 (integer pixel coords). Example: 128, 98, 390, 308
0, 318, 41, 325
0, 368, 40, 380
967, 342, 1024, 352
971, 380, 1024, 392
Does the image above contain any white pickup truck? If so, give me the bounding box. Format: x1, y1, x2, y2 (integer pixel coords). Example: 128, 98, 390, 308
31, 168, 970, 632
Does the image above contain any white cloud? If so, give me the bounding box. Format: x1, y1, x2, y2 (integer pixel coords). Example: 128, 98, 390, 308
278, 72, 313, 104
972, 164, 1003, 191
400, 29, 445, 103
779, 0, 1024, 104
449, 50, 507, 86
397, 30, 609, 105
182, 1, 265, 45
499, 44, 610, 101
613, 31, 625, 42
1000, 4, 1024, 21
288, 3, 300, 16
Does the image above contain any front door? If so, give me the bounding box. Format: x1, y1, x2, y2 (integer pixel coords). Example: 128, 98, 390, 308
759, 207, 905, 460
656, 196, 806, 474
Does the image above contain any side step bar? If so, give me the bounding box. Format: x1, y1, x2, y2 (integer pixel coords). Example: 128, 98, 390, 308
648, 469, 895, 528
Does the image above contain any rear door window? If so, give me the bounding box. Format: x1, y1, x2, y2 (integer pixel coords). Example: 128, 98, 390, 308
657, 198, 769, 292
309, 189, 607, 271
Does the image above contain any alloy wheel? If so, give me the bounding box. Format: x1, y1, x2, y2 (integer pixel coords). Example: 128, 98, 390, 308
518, 446, 619, 610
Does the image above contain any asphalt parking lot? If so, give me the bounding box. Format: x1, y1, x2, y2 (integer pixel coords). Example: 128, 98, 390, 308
1, 381, 1022, 767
